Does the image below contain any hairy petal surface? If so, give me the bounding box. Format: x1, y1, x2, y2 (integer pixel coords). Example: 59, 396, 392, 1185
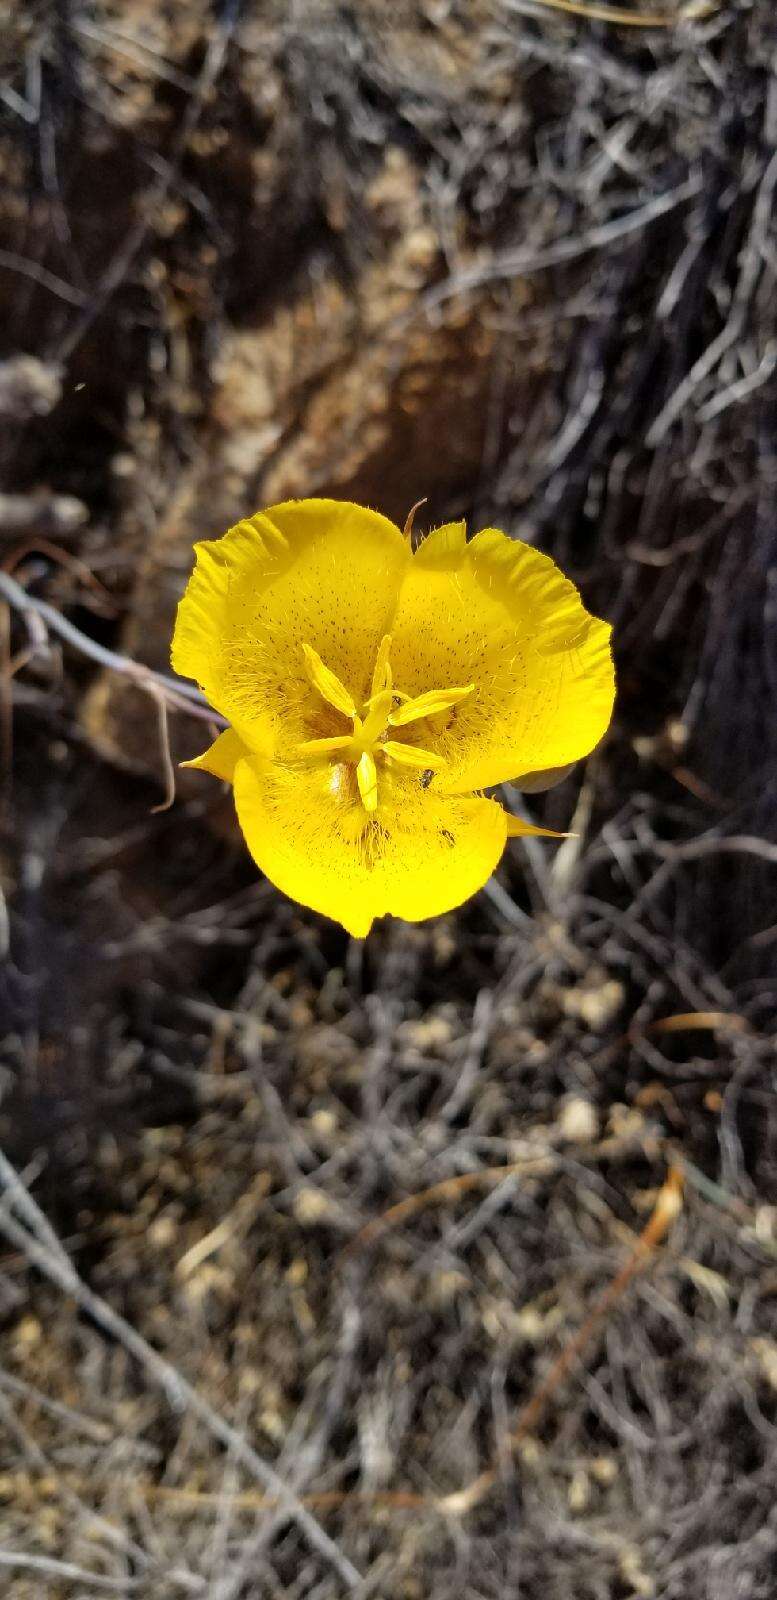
171, 499, 410, 754
231, 755, 510, 938
389, 523, 615, 792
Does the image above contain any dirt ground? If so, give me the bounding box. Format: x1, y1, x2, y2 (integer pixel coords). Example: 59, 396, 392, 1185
1, 2, 776, 1596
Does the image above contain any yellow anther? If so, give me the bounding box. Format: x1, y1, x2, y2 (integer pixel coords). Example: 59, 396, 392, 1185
356, 751, 378, 812
302, 643, 357, 719
297, 736, 353, 758
388, 684, 474, 727
382, 741, 445, 771
370, 634, 393, 698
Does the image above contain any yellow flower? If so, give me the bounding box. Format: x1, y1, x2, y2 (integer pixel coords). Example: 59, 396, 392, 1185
171, 499, 614, 937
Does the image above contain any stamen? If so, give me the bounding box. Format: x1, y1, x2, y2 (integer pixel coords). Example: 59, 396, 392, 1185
297, 736, 353, 758
356, 751, 378, 812
302, 643, 357, 719
389, 684, 474, 727
382, 741, 445, 771
370, 634, 393, 698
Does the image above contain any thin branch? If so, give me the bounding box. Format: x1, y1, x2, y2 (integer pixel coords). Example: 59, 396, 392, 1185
0, 1551, 137, 1591
149, 690, 178, 812
0, 567, 222, 724
343, 1157, 555, 1260
0, 247, 87, 308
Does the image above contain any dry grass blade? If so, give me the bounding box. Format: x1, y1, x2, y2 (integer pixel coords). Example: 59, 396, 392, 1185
630, 1010, 751, 1039
343, 1157, 554, 1258
515, 0, 717, 23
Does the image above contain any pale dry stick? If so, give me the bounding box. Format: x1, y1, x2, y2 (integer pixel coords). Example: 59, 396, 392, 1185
697, 340, 777, 422
0, 1151, 363, 1590
148, 1484, 428, 1515
0, 1551, 140, 1591
0, 568, 222, 724
208, 1296, 364, 1600
342, 1157, 557, 1260
0, 84, 38, 123
149, 689, 177, 813
0, 1367, 112, 1442
3, 537, 118, 613
0, 247, 88, 308
0, 1146, 72, 1268
514, 0, 717, 23
71, 16, 199, 92
482, 874, 533, 928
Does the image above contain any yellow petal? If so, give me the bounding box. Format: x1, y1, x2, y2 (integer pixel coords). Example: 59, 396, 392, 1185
382, 741, 444, 771
171, 499, 410, 749
231, 756, 508, 938
302, 643, 357, 719
414, 520, 467, 563
504, 813, 572, 839
388, 684, 475, 727
180, 728, 246, 782
356, 750, 379, 812
389, 524, 614, 792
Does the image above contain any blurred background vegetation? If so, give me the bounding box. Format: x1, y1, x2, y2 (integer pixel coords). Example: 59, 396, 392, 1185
0, 2, 776, 1596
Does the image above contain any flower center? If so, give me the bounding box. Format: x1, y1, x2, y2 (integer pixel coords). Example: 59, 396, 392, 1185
296, 635, 474, 812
